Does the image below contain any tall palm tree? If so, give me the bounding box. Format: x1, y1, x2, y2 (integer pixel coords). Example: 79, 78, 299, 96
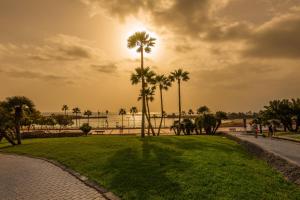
128, 31, 156, 137
119, 108, 126, 129
62, 105, 69, 116
5, 96, 35, 144
169, 69, 190, 134
130, 107, 138, 128
84, 110, 92, 125
72, 107, 81, 127
154, 74, 171, 135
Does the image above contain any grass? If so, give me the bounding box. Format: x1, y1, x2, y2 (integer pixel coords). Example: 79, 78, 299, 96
275, 132, 300, 141
1, 135, 300, 200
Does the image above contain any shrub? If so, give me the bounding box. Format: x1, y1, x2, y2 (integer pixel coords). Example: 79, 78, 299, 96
80, 123, 92, 136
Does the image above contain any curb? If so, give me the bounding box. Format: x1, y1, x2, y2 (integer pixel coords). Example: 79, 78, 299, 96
223, 133, 300, 185
0, 152, 121, 200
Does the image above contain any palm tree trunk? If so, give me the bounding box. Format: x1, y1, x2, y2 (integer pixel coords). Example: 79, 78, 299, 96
158, 87, 164, 136
178, 79, 182, 135
146, 99, 155, 136
141, 48, 146, 137
15, 107, 22, 145
75, 113, 78, 127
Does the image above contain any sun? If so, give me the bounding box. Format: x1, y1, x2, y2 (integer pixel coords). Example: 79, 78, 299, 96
121, 19, 161, 60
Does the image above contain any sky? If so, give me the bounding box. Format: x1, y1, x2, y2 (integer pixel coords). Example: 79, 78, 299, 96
0, 0, 299, 113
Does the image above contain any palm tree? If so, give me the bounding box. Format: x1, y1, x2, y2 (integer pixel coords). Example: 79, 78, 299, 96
213, 111, 228, 134
138, 87, 156, 136
169, 69, 190, 134
131, 67, 156, 134
128, 31, 156, 137
62, 104, 69, 116
72, 107, 81, 127
84, 110, 92, 124
130, 107, 138, 128
105, 110, 109, 128
4, 96, 35, 144
154, 74, 171, 135
119, 108, 126, 129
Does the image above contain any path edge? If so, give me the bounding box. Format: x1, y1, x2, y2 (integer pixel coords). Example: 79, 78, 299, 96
0, 152, 121, 200
222, 132, 300, 185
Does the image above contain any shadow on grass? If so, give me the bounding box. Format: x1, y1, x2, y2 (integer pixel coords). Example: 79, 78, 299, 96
100, 138, 189, 200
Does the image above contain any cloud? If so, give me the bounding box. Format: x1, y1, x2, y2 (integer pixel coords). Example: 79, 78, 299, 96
28, 34, 101, 61
81, 0, 230, 37
243, 13, 300, 59
1, 69, 66, 81
91, 63, 118, 73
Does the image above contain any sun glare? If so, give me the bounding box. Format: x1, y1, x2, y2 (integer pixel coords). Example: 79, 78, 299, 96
121, 20, 161, 59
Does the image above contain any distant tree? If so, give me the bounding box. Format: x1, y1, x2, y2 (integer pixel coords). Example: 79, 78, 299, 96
53, 114, 73, 132
169, 69, 190, 134
62, 104, 69, 116
197, 106, 210, 114
128, 31, 156, 138
130, 107, 138, 128
119, 108, 126, 129
84, 110, 92, 125
72, 107, 81, 127
80, 123, 92, 136
188, 109, 194, 116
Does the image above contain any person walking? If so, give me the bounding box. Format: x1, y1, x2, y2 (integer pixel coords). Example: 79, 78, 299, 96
268, 124, 273, 138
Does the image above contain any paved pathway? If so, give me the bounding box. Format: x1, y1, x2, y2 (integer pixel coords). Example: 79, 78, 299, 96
0, 154, 106, 200
232, 132, 300, 166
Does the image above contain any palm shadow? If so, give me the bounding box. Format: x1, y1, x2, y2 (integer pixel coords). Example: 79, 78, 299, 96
100, 138, 190, 200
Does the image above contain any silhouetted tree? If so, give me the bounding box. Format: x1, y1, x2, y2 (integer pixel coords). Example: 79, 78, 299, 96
169, 69, 190, 134
128, 31, 156, 137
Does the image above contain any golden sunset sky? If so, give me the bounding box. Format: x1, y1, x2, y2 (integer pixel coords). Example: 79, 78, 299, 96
0, 0, 299, 112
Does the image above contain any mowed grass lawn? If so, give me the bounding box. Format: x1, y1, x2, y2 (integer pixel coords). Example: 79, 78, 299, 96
1, 135, 300, 200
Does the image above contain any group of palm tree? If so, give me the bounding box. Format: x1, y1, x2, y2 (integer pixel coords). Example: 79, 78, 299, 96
253, 98, 300, 133
128, 31, 190, 137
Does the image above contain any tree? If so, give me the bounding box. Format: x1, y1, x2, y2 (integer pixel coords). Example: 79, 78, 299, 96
119, 108, 126, 129
0, 103, 16, 145
84, 110, 92, 125
213, 111, 228, 134
169, 69, 190, 134
72, 107, 81, 127
291, 98, 300, 132
132, 67, 156, 135
4, 96, 35, 144
154, 74, 171, 135
130, 107, 138, 128
80, 123, 92, 136
62, 104, 69, 116
53, 114, 73, 132
128, 31, 156, 137
188, 109, 194, 116
197, 106, 210, 114
138, 87, 156, 136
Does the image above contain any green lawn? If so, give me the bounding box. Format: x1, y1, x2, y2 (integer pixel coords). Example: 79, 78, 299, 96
275, 132, 300, 141
1, 136, 300, 200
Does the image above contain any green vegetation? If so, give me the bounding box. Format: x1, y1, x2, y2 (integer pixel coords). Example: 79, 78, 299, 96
79, 123, 92, 136
1, 136, 300, 200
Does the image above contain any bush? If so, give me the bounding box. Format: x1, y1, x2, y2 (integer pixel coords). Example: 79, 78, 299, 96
80, 123, 92, 136
22, 131, 85, 139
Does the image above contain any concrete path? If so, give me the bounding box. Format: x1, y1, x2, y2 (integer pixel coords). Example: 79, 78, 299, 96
232, 132, 300, 166
0, 154, 106, 200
